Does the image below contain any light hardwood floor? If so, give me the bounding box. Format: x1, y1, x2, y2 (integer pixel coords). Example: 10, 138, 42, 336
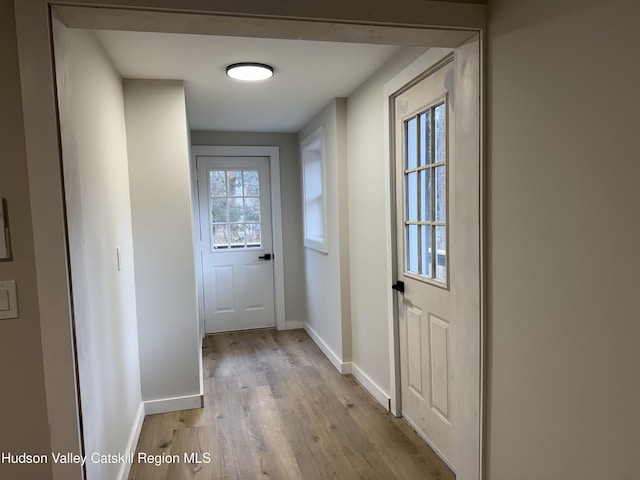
128, 329, 455, 479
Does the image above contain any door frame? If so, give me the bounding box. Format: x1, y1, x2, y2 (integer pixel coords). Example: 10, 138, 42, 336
383, 45, 485, 479
192, 146, 286, 333
14, 3, 485, 479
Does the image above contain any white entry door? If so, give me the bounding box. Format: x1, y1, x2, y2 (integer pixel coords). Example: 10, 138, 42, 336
197, 156, 276, 333
393, 41, 481, 475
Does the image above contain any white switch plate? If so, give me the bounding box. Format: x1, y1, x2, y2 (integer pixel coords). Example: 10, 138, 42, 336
0, 280, 18, 319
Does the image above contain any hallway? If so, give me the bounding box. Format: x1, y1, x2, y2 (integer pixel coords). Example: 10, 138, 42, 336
128, 329, 454, 479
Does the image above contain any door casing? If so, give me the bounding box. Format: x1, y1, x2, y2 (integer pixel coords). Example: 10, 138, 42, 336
192, 146, 287, 334
383, 43, 484, 480
14, 3, 485, 479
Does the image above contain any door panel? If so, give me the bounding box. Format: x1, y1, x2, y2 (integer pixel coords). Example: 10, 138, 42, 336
394, 52, 470, 471
197, 156, 276, 333
244, 262, 271, 309
429, 313, 451, 419
407, 305, 425, 397
212, 265, 234, 313
393, 38, 481, 479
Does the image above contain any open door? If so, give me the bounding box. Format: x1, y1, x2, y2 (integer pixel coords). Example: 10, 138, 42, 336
392, 37, 481, 478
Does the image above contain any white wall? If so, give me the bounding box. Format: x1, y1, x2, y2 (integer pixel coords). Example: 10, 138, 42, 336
190, 131, 306, 327
487, 1, 640, 478
11, 3, 486, 476
14, 2, 640, 479
52, 25, 142, 480
298, 99, 352, 369
346, 47, 428, 398
123, 80, 201, 404
0, 1, 52, 478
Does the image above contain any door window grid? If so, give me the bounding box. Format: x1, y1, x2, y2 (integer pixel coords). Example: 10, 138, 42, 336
209, 169, 262, 250
404, 101, 447, 284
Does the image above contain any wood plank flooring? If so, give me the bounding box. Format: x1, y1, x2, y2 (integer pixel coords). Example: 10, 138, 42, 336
128, 329, 455, 480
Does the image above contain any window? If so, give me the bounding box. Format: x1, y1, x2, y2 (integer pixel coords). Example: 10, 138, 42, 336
301, 127, 328, 253
404, 100, 448, 284
208, 169, 262, 250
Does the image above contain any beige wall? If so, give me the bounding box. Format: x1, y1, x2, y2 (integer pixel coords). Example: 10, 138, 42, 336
487, 0, 640, 478
190, 130, 307, 326
346, 47, 427, 398
53, 24, 143, 480
8, 0, 640, 479
9, 3, 486, 478
0, 0, 52, 478
298, 99, 352, 367
124, 80, 201, 402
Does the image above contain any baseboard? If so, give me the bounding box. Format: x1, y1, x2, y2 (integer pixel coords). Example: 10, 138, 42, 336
144, 393, 204, 415
116, 402, 145, 480
304, 323, 350, 374
350, 362, 391, 410
283, 320, 304, 330
198, 337, 204, 404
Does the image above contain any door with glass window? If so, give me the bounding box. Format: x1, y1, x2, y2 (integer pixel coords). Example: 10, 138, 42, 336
197, 156, 275, 333
393, 46, 480, 474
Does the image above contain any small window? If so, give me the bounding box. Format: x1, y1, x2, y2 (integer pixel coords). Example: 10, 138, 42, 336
404, 100, 448, 284
208, 169, 262, 250
301, 127, 328, 253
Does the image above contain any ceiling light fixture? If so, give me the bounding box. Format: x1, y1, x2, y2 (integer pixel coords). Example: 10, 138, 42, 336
226, 62, 274, 81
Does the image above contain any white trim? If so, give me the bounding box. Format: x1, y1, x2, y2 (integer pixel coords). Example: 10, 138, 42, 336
198, 334, 204, 398
350, 363, 391, 410
478, 31, 487, 480
116, 402, 145, 480
300, 126, 329, 253
191, 146, 287, 331
382, 47, 454, 417
383, 44, 484, 480
341, 362, 353, 374
144, 394, 203, 415
404, 413, 456, 473
304, 323, 351, 374
15, 6, 486, 480
384, 48, 455, 97
52, 4, 486, 35
15, 4, 84, 478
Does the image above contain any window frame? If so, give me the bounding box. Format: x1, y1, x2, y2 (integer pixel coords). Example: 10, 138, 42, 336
301, 126, 328, 253
402, 94, 450, 288
207, 168, 264, 251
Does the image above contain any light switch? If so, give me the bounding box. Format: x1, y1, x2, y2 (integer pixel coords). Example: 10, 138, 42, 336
0, 281, 18, 319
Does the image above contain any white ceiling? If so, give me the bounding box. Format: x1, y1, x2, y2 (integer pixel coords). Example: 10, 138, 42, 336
96, 30, 405, 133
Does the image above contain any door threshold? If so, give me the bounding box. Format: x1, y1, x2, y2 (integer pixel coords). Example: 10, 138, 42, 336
204, 326, 277, 337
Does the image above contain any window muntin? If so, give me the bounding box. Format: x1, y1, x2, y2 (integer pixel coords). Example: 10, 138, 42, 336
301, 127, 328, 253
209, 169, 262, 250
404, 99, 448, 284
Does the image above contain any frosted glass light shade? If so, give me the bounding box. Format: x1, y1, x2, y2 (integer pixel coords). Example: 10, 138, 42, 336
226, 63, 274, 81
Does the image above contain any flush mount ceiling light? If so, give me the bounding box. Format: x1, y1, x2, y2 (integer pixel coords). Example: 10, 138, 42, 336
226, 62, 274, 81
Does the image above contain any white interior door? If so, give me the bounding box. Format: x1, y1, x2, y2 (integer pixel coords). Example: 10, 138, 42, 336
393, 40, 481, 476
197, 156, 276, 333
